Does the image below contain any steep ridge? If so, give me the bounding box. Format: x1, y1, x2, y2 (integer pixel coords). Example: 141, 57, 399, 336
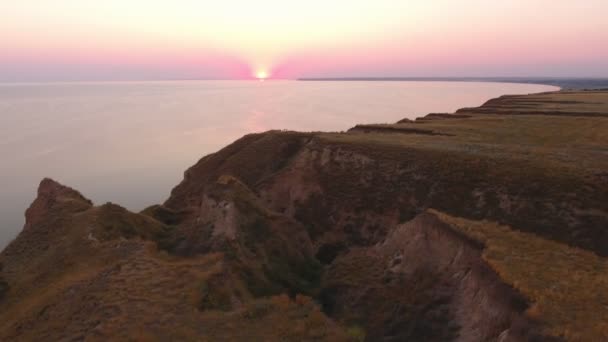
1, 90, 607, 341
166, 128, 607, 258
0, 179, 348, 341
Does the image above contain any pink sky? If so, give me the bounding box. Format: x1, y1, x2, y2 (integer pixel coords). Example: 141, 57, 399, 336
1, 1, 607, 81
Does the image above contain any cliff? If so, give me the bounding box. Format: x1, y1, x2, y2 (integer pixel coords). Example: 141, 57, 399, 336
0, 90, 607, 341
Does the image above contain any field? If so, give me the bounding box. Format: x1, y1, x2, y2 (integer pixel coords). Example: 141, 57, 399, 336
334, 91, 608, 177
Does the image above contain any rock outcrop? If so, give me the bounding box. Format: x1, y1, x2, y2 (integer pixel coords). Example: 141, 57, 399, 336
0, 178, 345, 341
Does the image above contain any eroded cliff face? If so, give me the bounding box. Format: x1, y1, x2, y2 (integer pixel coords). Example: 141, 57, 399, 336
165, 130, 608, 260
0, 133, 603, 341
321, 212, 539, 341
154, 132, 604, 340
0, 179, 347, 341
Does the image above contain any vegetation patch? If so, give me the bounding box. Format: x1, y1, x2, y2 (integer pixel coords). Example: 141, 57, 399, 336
345, 325, 366, 342
0, 279, 8, 301
198, 277, 233, 312
140, 204, 185, 225
94, 203, 173, 244
263, 255, 323, 297
316, 241, 347, 264
230, 294, 352, 341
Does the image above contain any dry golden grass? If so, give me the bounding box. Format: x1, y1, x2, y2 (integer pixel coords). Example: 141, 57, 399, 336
0, 235, 350, 341
430, 209, 608, 341
323, 92, 608, 177
0, 176, 347, 340
460, 91, 608, 116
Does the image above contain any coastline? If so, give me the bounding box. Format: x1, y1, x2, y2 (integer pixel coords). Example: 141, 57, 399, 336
0, 80, 558, 251
298, 76, 608, 90
1, 88, 607, 340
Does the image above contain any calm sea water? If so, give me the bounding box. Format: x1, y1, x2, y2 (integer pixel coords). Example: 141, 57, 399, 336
0, 80, 557, 247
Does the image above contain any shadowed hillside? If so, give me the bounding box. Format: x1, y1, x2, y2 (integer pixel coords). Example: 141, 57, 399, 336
1, 90, 607, 341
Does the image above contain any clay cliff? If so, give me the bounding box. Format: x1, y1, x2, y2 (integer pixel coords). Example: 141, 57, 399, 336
1, 90, 607, 341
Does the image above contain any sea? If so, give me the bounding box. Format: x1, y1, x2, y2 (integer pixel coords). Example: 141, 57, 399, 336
0, 80, 558, 248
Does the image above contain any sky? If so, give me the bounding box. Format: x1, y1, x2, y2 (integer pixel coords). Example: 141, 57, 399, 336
1, 0, 607, 81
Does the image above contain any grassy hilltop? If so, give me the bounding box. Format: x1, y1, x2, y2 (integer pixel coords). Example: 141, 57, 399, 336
0, 90, 607, 341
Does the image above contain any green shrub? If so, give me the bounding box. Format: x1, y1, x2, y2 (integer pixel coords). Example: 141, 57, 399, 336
346, 325, 366, 342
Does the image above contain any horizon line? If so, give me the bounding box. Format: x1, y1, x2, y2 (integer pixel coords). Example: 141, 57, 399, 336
1, 76, 608, 85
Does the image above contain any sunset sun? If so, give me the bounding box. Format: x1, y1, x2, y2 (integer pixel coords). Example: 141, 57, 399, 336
256, 70, 269, 80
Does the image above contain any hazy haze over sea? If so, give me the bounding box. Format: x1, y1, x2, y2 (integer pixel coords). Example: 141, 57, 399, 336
0, 80, 557, 248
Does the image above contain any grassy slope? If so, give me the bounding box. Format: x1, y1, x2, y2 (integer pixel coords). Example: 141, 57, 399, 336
458, 91, 608, 116
0, 185, 351, 341
319, 91, 608, 254
331, 91, 608, 175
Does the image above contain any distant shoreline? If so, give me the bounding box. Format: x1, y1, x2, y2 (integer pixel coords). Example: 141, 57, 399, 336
297, 77, 608, 90
2, 77, 608, 90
